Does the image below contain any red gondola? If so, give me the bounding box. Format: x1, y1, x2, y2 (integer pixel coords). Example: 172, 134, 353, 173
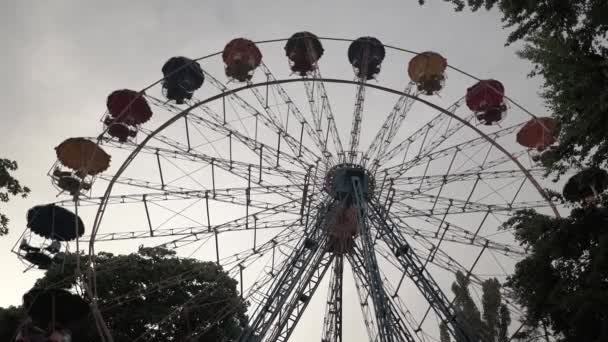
284, 32, 324, 76
516, 117, 557, 150
223, 38, 262, 82
104, 119, 137, 143
348, 37, 385, 80
106, 89, 152, 125
466, 80, 507, 125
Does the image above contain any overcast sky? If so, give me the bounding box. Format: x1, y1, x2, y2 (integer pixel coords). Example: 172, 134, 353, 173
0, 1, 551, 341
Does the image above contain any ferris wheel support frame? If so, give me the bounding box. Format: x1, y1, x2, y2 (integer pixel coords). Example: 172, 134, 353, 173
348, 246, 420, 342
86, 77, 559, 342
321, 255, 344, 342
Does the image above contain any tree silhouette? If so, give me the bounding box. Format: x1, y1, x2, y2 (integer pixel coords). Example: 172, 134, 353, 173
439, 272, 510, 342
0, 158, 30, 235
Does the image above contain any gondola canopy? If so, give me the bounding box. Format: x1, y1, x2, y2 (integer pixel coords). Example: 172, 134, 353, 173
348, 37, 385, 80
223, 38, 262, 82
407, 51, 447, 95
161, 56, 205, 104
284, 31, 324, 76
466, 79, 507, 125
516, 117, 558, 150
106, 89, 153, 125
55, 138, 111, 176
27, 204, 85, 241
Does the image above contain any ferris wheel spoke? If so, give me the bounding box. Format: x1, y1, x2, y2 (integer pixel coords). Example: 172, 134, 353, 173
158, 198, 304, 249
201, 69, 323, 167
379, 98, 465, 165
106, 136, 309, 194
373, 213, 523, 319
347, 255, 380, 342
393, 153, 537, 218
374, 223, 517, 314
380, 122, 524, 179
84, 213, 299, 243
64, 182, 304, 214
367, 201, 479, 342
348, 246, 418, 342
391, 168, 544, 190
390, 188, 551, 216
144, 95, 319, 177
382, 150, 530, 206
405, 244, 523, 317
259, 64, 338, 161
381, 201, 524, 256
321, 255, 344, 342
347, 82, 367, 164
364, 83, 417, 172
145, 112, 315, 179
189, 106, 320, 169
222, 226, 305, 274
304, 69, 345, 161
375, 241, 523, 333
377, 267, 433, 342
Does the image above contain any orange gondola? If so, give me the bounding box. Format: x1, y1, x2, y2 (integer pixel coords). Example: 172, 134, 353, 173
55, 138, 110, 176
408, 51, 447, 95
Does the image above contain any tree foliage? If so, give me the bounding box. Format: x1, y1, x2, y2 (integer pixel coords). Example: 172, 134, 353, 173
4, 247, 248, 341
0, 158, 30, 235
502, 199, 608, 342
0, 306, 25, 341
418, 0, 608, 174
439, 271, 510, 342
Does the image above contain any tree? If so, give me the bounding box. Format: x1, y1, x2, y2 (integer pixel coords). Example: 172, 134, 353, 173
501, 200, 608, 342
439, 271, 510, 342
0, 158, 30, 235
418, 0, 608, 174
0, 306, 25, 341
3, 247, 248, 341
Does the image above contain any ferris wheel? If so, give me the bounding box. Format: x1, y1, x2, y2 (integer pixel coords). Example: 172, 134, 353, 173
14, 33, 560, 341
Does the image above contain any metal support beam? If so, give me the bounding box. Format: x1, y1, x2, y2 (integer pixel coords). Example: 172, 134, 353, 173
321, 255, 344, 342
239, 206, 329, 341
267, 247, 334, 342
348, 248, 418, 342
352, 177, 396, 342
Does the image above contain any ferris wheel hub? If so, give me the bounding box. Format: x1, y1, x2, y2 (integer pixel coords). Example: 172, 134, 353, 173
323, 163, 375, 200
